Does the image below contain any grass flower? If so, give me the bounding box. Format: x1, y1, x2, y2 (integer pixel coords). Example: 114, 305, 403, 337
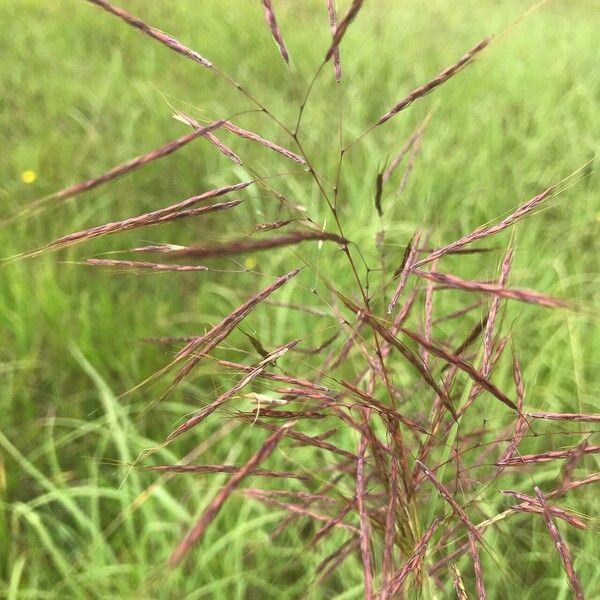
244, 256, 258, 270
21, 169, 37, 184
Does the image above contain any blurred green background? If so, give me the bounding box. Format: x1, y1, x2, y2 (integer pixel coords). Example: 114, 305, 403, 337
0, 0, 598, 598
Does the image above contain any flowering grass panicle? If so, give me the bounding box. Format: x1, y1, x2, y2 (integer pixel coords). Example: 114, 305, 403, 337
23, 1, 597, 597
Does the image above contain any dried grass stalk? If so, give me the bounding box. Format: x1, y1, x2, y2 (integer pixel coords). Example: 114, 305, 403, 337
325, 321, 366, 371
388, 228, 422, 314
261, 0, 290, 64
347, 307, 448, 403
374, 170, 384, 217
451, 564, 469, 600
244, 489, 359, 533
387, 289, 419, 345
341, 381, 429, 433
356, 435, 374, 599
176, 111, 306, 164
414, 188, 554, 268
237, 408, 327, 420
324, 0, 365, 61
168, 340, 298, 440
317, 538, 361, 583
243, 417, 358, 461
468, 531, 487, 599
534, 487, 585, 600
497, 352, 527, 469
221, 120, 306, 163
451, 318, 489, 362
277, 471, 349, 540
432, 300, 482, 325
501, 490, 587, 530
172, 269, 301, 385
87, 0, 212, 68
430, 475, 600, 575
525, 412, 600, 423
448, 330, 509, 425
85, 259, 208, 272
311, 496, 357, 546
383, 112, 433, 183
400, 325, 518, 412
143, 464, 307, 480
416, 363, 461, 470
138, 231, 348, 259
483, 246, 514, 374
203, 131, 242, 164
382, 518, 440, 597
214, 359, 327, 391
242, 488, 337, 505
422, 260, 437, 367
416, 460, 484, 544
255, 219, 293, 231
398, 131, 426, 194
41, 122, 227, 209
277, 386, 372, 442
550, 474, 600, 496
264, 300, 331, 317
169, 422, 294, 566
376, 37, 490, 127
293, 332, 340, 354
381, 455, 398, 593
496, 445, 600, 467
327, 0, 342, 82
412, 268, 567, 309
49, 198, 243, 249
557, 440, 590, 493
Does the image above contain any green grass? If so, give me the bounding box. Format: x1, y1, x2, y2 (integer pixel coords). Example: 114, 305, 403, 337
1, 0, 599, 598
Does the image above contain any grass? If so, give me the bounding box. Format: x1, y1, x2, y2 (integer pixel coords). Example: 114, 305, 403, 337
1, 0, 599, 598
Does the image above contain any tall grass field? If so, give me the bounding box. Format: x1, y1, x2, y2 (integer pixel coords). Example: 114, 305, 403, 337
1, 1, 599, 598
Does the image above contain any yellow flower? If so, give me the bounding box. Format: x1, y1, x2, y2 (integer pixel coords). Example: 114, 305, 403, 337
244, 256, 258, 270
596, 212, 600, 222
21, 169, 37, 184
